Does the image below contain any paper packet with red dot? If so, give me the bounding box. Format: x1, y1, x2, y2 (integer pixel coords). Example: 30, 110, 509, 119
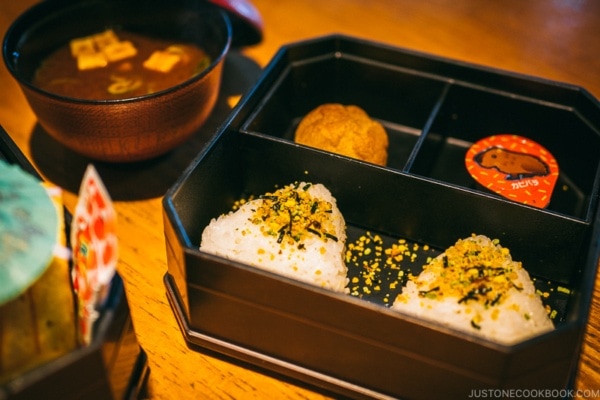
71, 165, 117, 345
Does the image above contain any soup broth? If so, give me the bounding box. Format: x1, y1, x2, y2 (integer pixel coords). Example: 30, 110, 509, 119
33, 30, 211, 100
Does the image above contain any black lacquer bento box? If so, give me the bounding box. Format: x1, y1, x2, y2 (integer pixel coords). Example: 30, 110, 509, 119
0, 129, 149, 400
163, 35, 600, 399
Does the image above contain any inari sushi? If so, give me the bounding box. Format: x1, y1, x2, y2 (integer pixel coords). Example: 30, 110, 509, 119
392, 234, 554, 344
200, 182, 348, 292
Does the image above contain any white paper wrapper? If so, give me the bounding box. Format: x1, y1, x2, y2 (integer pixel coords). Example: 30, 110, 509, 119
71, 165, 117, 345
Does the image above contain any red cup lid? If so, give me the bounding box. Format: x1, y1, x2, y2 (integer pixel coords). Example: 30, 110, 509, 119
465, 134, 559, 209
208, 0, 264, 46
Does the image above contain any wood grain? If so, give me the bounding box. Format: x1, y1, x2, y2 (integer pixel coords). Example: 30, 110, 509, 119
1, 0, 599, 398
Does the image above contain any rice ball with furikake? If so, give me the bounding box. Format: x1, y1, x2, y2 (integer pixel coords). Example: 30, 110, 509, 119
200, 182, 349, 292
392, 234, 554, 344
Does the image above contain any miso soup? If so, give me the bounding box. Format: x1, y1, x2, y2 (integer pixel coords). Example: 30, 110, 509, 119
33, 29, 211, 100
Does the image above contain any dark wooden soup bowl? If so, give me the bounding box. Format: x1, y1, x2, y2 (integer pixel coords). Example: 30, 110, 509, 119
3, 0, 231, 162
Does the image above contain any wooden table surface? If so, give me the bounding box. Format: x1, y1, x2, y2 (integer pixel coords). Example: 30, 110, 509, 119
1, 0, 599, 398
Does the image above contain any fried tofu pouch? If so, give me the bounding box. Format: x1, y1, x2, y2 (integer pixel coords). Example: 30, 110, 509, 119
294, 103, 389, 166
0, 185, 78, 384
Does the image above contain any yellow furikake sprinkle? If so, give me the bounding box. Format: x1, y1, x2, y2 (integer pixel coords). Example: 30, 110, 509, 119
413, 235, 521, 307
251, 182, 338, 246
345, 231, 435, 299
232, 195, 255, 211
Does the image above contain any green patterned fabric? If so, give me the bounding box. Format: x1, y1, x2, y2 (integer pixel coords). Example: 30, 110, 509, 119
0, 160, 57, 305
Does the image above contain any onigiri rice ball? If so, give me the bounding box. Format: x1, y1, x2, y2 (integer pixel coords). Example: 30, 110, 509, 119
200, 182, 348, 293
392, 234, 554, 344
